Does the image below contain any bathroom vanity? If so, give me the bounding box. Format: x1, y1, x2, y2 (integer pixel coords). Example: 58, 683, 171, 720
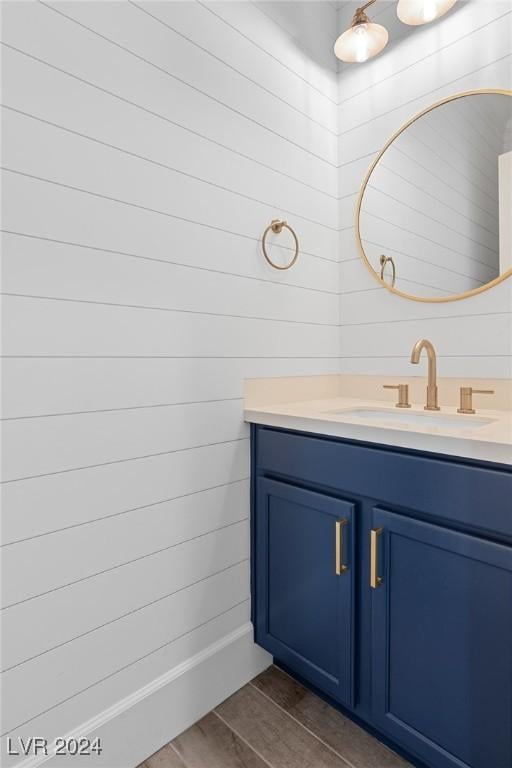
247, 390, 512, 768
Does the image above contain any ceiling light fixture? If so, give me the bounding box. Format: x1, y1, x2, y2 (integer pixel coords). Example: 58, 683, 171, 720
334, 0, 389, 64
397, 0, 457, 26
334, 0, 458, 64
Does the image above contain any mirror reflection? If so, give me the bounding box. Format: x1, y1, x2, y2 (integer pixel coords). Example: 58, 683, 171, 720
358, 91, 512, 300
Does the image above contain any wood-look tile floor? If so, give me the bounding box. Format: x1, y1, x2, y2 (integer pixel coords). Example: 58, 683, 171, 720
138, 665, 412, 768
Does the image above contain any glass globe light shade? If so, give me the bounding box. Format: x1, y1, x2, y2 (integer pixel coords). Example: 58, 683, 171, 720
334, 21, 389, 63
397, 0, 457, 25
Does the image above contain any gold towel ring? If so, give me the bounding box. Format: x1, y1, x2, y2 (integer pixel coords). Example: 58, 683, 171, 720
261, 219, 299, 270
380, 254, 396, 287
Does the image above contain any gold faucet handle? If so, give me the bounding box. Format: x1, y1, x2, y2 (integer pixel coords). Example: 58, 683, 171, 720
457, 387, 494, 414
383, 384, 411, 408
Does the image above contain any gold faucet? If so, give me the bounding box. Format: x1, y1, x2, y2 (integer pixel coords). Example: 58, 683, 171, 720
457, 387, 494, 414
410, 339, 440, 411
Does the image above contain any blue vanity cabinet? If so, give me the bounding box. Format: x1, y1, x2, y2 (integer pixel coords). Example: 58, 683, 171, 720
252, 425, 512, 768
370, 507, 512, 768
254, 478, 356, 707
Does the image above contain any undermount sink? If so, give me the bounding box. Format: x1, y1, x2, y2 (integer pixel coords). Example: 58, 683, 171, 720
324, 407, 495, 432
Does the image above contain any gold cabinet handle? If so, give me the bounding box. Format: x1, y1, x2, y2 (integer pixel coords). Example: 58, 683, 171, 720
335, 519, 349, 575
370, 527, 383, 588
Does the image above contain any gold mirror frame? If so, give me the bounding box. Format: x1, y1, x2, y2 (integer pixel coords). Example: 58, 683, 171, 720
355, 88, 512, 303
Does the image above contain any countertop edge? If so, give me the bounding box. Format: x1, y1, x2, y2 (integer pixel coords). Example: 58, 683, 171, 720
244, 408, 512, 467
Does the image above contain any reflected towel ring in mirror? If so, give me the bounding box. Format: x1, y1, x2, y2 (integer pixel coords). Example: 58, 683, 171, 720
261, 219, 299, 270
380, 255, 396, 287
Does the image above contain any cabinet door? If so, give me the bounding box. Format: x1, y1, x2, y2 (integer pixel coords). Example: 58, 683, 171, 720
370, 507, 512, 768
254, 478, 355, 706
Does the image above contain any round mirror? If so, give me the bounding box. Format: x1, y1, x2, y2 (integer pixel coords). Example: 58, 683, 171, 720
356, 89, 512, 302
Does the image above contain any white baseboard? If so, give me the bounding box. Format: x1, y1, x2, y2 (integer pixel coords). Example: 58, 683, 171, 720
15, 623, 272, 768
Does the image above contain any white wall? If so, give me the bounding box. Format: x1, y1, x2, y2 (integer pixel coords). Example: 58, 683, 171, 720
337, 0, 512, 378
0, 1, 340, 765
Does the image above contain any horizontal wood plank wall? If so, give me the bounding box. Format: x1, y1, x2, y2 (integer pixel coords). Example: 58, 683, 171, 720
0, 0, 340, 761
337, 0, 512, 378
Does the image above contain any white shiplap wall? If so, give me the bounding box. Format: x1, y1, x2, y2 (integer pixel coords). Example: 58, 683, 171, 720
0, 1, 340, 765
337, 0, 512, 378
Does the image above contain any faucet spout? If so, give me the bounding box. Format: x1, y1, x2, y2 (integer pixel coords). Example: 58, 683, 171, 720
410, 339, 440, 411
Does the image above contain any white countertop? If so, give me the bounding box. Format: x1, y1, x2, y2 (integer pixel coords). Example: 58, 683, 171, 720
245, 397, 512, 466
